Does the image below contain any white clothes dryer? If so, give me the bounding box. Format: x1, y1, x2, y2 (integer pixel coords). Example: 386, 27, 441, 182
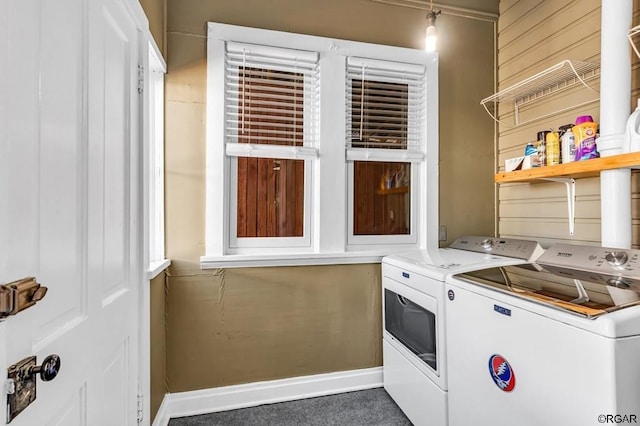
382, 236, 543, 426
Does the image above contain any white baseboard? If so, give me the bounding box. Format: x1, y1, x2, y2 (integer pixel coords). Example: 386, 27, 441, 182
152, 367, 383, 426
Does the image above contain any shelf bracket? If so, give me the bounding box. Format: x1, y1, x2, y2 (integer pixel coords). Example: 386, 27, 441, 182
541, 178, 575, 235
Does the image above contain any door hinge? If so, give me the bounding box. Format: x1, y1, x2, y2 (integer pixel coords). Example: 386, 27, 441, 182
137, 393, 143, 423
0, 277, 47, 319
137, 65, 144, 94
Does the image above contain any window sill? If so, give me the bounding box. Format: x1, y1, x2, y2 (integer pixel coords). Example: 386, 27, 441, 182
200, 251, 398, 269
147, 259, 171, 279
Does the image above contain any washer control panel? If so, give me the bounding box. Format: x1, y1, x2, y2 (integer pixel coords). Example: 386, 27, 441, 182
539, 244, 640, 277
449, 236, 544, 262
604, 251, 629, 267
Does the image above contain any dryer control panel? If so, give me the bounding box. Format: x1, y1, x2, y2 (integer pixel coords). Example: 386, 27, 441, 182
449, 236, 544, 262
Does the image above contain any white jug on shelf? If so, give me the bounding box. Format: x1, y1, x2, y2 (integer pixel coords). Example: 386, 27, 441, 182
624, 98, 640, 152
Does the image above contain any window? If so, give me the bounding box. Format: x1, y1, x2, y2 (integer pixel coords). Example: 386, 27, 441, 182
145, 40, 169, 278
224, 42, 319, 251
352, 161, 411, 236
346, 58, 426, 246
234, 67, 304, 239
205, 23, 438, 267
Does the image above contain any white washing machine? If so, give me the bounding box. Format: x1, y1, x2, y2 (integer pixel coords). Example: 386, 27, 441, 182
382, 236, 543, 426
446, 243, 640, 426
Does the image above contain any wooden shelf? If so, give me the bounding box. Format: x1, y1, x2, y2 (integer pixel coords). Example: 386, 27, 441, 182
495, 152, 640, 183
376, 186, 409, 195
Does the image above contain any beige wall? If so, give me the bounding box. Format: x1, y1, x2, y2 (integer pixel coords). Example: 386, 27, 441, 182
139, 0, 166, 55
166, 264, 381, 391
138, 2, 168, 420
162, 0, 497, 396
496, 1, 640, 247
438, 14, 497, 243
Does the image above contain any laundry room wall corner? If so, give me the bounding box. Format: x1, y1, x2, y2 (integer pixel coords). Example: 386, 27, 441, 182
161, 0, 498, 396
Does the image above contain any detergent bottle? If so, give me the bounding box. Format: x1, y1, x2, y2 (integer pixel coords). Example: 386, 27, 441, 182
536, 130, 550, 166
572, 115, 599, 161
546, 131, 560, 165
559, 124, 575, 164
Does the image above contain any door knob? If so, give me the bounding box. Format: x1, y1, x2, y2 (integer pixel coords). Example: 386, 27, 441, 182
6, 354, 61, 422
31, 354, 60, 382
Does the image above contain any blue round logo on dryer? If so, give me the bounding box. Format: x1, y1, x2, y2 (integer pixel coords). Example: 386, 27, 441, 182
488, 354, 516, 392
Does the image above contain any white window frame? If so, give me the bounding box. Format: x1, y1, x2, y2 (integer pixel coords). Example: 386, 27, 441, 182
203, 22, 439, 268
144, 38, 170, 279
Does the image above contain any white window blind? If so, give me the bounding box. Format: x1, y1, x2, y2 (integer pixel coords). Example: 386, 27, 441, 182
225, 41, 320, 160
346, 57, 426, 162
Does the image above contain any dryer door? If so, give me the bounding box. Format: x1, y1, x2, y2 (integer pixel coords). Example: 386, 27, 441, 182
382, 276, 441, 386
385, 288, 437, 370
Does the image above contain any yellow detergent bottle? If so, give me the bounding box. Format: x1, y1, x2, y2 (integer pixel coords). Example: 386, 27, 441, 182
546, 131, 560, 165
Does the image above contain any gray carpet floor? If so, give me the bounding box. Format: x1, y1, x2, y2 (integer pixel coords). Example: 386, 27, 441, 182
168, 387, 412, 425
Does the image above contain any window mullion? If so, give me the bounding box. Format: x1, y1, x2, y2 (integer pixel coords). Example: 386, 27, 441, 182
317, 53, 347, 253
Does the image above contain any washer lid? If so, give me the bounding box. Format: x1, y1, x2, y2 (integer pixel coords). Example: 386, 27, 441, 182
453, 263, 640, 319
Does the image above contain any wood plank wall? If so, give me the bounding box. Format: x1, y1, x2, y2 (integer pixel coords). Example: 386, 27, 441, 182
497, 0, 640, 248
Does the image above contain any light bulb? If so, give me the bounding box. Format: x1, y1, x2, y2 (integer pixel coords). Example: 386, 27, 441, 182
425, 24, 437, 52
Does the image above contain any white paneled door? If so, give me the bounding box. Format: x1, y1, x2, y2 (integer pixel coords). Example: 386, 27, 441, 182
0, 0, 144, 425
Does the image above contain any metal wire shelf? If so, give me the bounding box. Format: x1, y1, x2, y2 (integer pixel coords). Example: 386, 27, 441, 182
629, 24, 640, 59
480, 60, 600, 127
